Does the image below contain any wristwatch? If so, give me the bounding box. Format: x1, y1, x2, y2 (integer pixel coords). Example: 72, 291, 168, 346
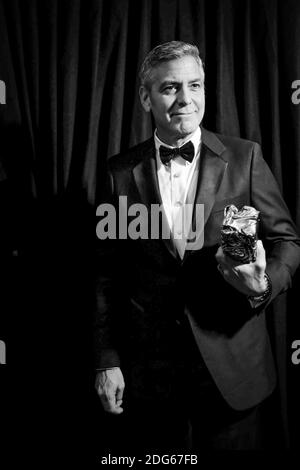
248, 273, 272, 304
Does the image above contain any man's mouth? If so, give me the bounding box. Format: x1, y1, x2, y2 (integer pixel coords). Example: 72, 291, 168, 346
171, 111, 194, 116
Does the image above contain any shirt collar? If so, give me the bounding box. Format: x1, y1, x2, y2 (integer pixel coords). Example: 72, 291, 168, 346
154, 127, 201, 158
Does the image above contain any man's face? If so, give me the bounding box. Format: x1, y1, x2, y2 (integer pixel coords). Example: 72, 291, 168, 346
139, 55, 205, 145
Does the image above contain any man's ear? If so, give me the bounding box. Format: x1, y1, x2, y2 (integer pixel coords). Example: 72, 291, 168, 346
139, 86, 151, 113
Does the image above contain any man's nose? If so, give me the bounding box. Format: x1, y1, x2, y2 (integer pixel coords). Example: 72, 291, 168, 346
177, 86, 192, 105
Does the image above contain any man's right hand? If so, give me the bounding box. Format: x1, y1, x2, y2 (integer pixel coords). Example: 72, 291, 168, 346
95, 367, 125, 415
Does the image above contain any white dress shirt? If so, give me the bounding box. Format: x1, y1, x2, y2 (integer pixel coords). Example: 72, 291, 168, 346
155, 127, 201, 258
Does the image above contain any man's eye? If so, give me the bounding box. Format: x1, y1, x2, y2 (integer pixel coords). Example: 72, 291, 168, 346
191, 83, 202, 89
163, 85, 177, 93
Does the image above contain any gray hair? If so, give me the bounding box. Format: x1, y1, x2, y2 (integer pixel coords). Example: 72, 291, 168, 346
139, 41, 204, 89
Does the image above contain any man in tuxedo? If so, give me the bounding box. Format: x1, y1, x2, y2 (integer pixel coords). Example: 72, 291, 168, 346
94, 41, 300, 451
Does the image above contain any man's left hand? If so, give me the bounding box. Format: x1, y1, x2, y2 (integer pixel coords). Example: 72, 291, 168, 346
215, 240, 268, 297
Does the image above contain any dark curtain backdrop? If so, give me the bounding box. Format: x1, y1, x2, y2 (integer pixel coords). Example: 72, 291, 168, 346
0, 0, 300, 458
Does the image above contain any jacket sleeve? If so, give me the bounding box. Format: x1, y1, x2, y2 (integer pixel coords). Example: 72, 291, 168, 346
250, 143, 300, 308
94, 170, 124, 369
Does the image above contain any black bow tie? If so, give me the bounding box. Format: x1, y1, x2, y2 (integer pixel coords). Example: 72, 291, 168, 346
159, 141, 194, 165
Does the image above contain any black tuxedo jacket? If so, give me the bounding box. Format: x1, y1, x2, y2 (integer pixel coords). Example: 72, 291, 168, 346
95, 128, 300, 410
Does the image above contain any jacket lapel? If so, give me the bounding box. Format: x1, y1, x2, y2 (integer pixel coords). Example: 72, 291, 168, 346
183, 128, 228, 261
194, 128, 228, 226
132, 139, 179, 260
